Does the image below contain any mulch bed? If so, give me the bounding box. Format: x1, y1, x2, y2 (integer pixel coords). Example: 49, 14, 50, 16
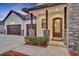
24, 43, 48, 48
69, 51, 79, 56
0, 50, 30, 56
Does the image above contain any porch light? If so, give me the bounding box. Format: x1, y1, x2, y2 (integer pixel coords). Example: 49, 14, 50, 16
55, 8, 58, 12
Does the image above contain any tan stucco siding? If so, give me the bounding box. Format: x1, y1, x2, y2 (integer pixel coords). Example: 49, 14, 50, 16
29, 4, 66, 16
36, 11, 64, 40
37, 15, 46, 37
28, 4, 66, 40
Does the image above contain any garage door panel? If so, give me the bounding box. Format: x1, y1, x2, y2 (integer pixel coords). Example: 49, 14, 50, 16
7, 25, 21, 35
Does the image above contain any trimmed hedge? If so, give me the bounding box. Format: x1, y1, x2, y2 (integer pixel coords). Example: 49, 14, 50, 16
24, 36, 48, 45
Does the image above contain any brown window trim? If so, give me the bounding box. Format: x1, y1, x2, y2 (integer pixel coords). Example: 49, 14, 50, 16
42, 18, 46, 28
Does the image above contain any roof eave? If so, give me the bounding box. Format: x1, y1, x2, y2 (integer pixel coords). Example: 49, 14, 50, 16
22, 3, 67, 12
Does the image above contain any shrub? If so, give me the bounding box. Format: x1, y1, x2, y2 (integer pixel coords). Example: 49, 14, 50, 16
30, 36, 37, 45
24, 36, 48, 46
24, 36, 31, 44
37, 37, 48, 45
75, 32, 79, 53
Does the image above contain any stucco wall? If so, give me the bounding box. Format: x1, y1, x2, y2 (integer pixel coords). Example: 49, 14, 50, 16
36, 11, 64, 40
29, 4, 66, 41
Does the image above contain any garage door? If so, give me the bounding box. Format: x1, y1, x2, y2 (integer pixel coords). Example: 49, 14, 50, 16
7, 25, 21, 35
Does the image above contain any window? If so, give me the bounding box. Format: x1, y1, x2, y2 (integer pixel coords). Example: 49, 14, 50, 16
42, 19, 46, 28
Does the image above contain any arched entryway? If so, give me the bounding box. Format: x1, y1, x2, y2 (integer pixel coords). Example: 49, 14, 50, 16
49, 7, 67, 47
52, 17, 63, 41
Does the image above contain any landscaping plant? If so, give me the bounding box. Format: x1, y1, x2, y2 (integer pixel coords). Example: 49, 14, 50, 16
75, 32, 79, 53
24, 36, 48, 46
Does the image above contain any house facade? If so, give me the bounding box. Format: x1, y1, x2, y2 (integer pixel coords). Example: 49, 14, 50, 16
4, 10, 36, 36
22, 4, 67, 44
1, 3, 79, 52
22, 3, 79, 52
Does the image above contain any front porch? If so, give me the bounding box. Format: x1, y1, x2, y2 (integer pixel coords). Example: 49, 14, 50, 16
25, 4, 67, 46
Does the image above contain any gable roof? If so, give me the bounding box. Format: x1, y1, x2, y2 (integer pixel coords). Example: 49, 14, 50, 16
3, 10, 36, 22
0, 21, 4, 25
22, 3, 66, 12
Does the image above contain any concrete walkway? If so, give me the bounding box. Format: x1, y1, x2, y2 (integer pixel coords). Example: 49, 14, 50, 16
13, 45, 68, 56
0, 34, 69, 56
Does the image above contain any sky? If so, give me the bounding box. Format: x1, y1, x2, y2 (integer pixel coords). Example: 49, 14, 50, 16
0, 3, 37, 21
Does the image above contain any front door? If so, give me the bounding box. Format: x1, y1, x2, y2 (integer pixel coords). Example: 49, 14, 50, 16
53, 17, 62, 40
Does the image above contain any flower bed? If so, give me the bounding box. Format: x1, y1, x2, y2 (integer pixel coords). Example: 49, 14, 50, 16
24, 36, 48, 47
69, 51, 79, 56
0, 50, 29, 56
24, 42, 48, 48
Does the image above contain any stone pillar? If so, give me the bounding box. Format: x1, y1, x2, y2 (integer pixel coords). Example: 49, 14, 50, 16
64, 7, 67, 45
21, 29, 24, 36
4, 29, 6, 34
67, 4, 79, 52
64, 29, 67, 45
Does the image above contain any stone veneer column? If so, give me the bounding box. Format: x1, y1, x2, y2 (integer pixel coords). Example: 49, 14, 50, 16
67, 3, 79, 52
64, 29, 67, 45
64, 7, 67, 45
21, 29, 24, 36
4, 29, 6, 34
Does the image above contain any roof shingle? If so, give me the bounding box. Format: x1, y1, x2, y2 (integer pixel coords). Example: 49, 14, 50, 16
22, 3, 66, 12
3, 10, 36, 22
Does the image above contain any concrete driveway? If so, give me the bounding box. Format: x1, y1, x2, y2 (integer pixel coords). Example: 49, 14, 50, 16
0, 34, 69, 56
0, 34, 24, 53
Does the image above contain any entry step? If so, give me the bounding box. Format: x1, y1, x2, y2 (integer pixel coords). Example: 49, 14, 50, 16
48, 41, 67, 47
